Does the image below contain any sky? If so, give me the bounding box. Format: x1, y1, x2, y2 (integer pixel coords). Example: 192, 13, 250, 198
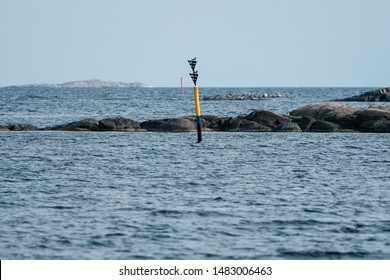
0, 0, 389, 87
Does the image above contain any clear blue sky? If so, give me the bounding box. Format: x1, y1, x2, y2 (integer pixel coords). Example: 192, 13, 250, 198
0, 0, 389, 87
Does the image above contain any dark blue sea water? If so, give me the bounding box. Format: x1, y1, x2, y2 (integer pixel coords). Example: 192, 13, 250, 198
0, 87, 389, 259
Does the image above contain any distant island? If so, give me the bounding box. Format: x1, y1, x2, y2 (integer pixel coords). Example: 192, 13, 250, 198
9, 79, 152, 88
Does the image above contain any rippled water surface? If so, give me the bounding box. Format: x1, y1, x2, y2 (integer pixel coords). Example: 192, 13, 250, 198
1, 87, 389, 259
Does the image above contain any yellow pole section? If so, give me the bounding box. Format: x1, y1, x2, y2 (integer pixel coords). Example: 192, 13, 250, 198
194, 86, 201, 117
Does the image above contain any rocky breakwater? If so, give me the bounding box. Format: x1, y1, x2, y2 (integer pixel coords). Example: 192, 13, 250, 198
203, 92, 287, 100
141, 111, 301, 132
139, 103, 390, 133
1, 104, 390, 133
335, 87, 390, 102
139, 103, 389, 133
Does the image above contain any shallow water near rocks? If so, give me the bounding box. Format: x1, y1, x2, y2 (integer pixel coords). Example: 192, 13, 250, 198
0, 87, 389, 259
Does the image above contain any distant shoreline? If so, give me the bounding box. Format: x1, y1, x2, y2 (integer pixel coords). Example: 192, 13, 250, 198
3, 79, 152, 88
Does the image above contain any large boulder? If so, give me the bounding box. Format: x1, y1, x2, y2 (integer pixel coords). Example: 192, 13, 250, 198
354, 107, 390, 123
51, 118, 99, 131
220, 117, 272, 132
353, 107, 390, 132
274, 123, 302, 132
290, 103, 358, 129
140, 119, 166, 131
241, 110, 291, 129
296, 116, 316, 132
141, 117, 196, 132
0, 125, 9, 131
290, 103, 358, 121
335, 87, 390, 102
310, 120, 339, 132
8, 124, 39, 131
372, 120, 390, 132
98, 117, 140, 131
201, 115, 224, 130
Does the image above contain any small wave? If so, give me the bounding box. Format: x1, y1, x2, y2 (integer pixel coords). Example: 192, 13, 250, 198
303, 208, 324, 213
344, 145, 364, 150
271, 219, 334, 226
57, 239, 72, 245
277, 249, 368, 259
338, 226, 360, 233
195, 210, 232, 217
202, 253, 222, 259
152, 209, 183, 217
105, 233, 126, 238
43, 205, 76, 210
88, 240, 114, 247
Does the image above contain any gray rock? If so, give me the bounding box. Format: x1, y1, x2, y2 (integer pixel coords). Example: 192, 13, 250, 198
335, 87, 390, 102
162, 118, 196, 132
352, 107, 390, 132
290, 103, 358, 123
141, 117, 196, 132
354, 107, 390, 122
275, 123, 302, 132
203, 92, 287, 100
373, 120, 390, 132
98, 117, 140, 131
333, 115, 357, 129
297, 116, 316, 132
219, 117, 240, 132
8, 124, 39, 131
220, 117, 272, 132
358, 120, 380, 132
0, 125, 9, 131
238, 119, 272, 132
290, 103, 390, 132
202, 115, 224, 130
98, 119, 116, 131
241, 110, 291, 128
140, 119, 167, 131
52, 118, 99, 131
310, 120, 339, 132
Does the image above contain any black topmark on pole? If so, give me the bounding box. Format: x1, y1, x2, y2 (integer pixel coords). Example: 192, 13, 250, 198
188, 57, 197, 73
188, 58, 202, 142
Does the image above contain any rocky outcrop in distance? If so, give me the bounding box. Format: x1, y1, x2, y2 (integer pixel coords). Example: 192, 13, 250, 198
1, 103, 390, 133
334, 87, 390, 102
203, 92, 287, 100
7, 79, 151, 88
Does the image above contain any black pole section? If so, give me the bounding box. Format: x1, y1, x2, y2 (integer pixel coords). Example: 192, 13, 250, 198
197, 123, 202, 142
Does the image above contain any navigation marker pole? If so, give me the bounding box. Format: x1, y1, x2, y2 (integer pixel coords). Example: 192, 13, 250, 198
188, 57, 202, 143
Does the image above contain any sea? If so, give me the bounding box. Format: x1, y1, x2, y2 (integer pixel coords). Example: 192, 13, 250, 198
0, 87, 389, 259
